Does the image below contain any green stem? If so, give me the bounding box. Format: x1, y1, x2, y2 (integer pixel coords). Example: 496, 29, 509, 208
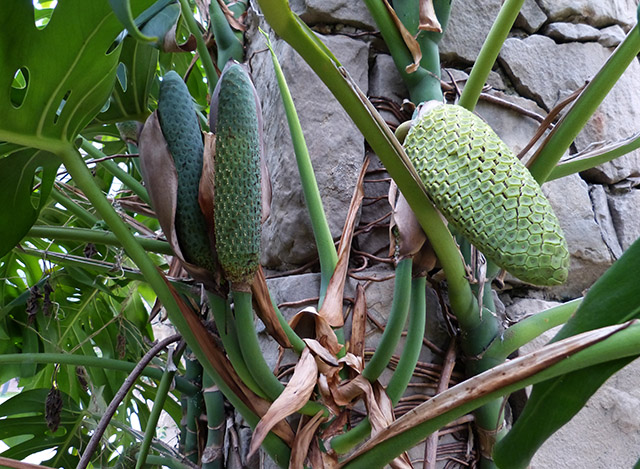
547, 134, 640, 181
232, 290, 326, 417
484, 298, 582, 360
56, 144, 291, 466
363, 0, 442, 103
342, 321, 640, 468
202, 373, 225, 469
50, 188, 99, 227
331, 274, 427, 454
79, 137, 150, 205
458, 0, 525, 111
362, 258, 412, 381
184, 350, 204, 463
178, 0, 219, 92
255, 0, 477, 326
0, 352, 198, 395
528, 24, 640, 184
143, 454, 193, 469
262, 31, 337, 302
207, 291, 268, 399
136, 348, 182, 469
27, 225, 173, 255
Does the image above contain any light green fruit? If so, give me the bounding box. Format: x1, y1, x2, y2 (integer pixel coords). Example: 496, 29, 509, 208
211, 62, 262, 287
157, 70, 217, 272
403, 101, 569, 286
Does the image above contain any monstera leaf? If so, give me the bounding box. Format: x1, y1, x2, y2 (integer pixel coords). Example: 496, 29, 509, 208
0, 0, 154, 149
0, 388, 85, 467
0, 0, 154, 256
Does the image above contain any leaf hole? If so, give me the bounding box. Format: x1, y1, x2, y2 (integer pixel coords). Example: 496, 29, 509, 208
116, 62, 128, 92
53, 90, 71, 124
10, 67, 30, 108
33, 0, 58, 30
30, 166, 44, 210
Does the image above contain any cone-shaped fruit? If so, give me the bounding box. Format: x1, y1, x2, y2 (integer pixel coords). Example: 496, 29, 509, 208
403, 101, 569, 285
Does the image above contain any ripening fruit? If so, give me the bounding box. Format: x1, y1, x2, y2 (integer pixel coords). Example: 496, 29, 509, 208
403, 101, 569, 286
156, 70, 217, 273
210, 62, 262, 289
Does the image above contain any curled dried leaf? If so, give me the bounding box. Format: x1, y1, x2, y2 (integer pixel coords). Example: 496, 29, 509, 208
290, 412, 327, 469
249, 348, 318, 457
419, 0, 442, 32
290, 307, 342, 355
381, 0, 422, 73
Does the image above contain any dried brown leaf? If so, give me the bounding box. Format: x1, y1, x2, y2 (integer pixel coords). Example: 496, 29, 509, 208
344, 322, 634, 464
249, 348, 319, 457
251, 267, 292, 348
381, 0, 422, 73
216, 0, 246, 32
139, 111, 180, 257
290, 307, 342, 355
419, 0, 442, 32
162, 23, 197, 52
160, 274, 295, 444
349, 285, 367, 360
318, 157, 370, 327
289, 412, 327, 469
304, 338, 340, 369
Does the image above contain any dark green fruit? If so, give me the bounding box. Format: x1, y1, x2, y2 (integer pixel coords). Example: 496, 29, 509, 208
157, 71, 216, 272
403, 101, 569, 285
211, 62, 262, 288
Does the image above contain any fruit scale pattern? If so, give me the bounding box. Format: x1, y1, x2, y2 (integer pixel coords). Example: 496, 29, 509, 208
403, 101, 569, 286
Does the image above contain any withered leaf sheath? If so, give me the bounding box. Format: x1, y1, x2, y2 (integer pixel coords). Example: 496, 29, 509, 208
45, 387, 62, 433
403, 101, 569, 285
157, 71, 217, 273
210, 62, 262, 289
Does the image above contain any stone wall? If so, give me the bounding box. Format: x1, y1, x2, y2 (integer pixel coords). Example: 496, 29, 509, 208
246, 1, 640, 467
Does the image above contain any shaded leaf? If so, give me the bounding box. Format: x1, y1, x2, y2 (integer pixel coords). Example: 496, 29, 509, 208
249, 348, 318, 457
0, 148, 60, 257
108, 0, 158, 43
96, 36, 159, 123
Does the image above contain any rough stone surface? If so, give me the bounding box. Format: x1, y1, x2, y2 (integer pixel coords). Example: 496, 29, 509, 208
607, 188, 640, 251
475, 91, 547, 157
598, 24, 627, 46
537, 0, 638, 28
515, 0, 548, 33
544, 22, 600, 42
247, 29, 369, 268
369, 53, 409, 126
541, 174, 615, 297
500, 35, 640, 183
589, 184, 623, 259
289, 0, 375, 29
439, 0, 502, 64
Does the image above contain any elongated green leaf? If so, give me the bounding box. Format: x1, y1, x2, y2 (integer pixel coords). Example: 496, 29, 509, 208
0, 0, 153, 150
109, 0, 158, 43
0, 148, 60, 257
494, 236, 640, 468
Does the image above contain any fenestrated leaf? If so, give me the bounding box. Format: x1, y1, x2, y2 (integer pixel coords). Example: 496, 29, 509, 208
96, 35, 159, 123
249, 347, 318, 458
0, 0, 155, 150
494, 236, 640, 469
0, 388, 84, 467
0, 148, 60, 257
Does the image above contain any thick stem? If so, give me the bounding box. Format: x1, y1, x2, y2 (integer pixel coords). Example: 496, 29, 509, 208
50, 187, 99, 226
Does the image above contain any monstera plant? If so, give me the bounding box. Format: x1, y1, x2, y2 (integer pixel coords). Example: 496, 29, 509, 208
1, 1, 640, 468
